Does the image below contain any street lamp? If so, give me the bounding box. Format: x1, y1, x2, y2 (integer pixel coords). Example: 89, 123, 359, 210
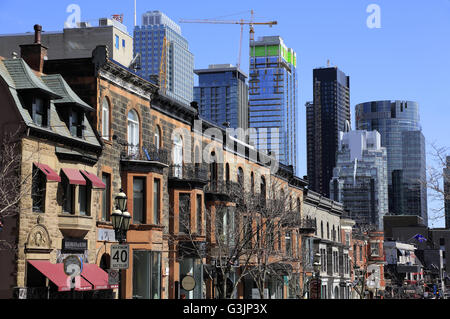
112, 189, 131, 244
311, 253, 321, 299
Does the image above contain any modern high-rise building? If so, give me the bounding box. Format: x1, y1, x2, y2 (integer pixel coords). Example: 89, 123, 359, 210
445, 156, 450, 228
248, 36, 298, 172
307, 67, 350, 197
0, 18, 133, 67
355, 100, 428, 225
194, 64, 248, 135
330, 130, 388, 229
134, 11, 194, 105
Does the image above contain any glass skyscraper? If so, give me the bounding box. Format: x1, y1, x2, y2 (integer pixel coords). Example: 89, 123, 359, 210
248, 36, 298, 172
307, 67, 350, 197
355, 100, 428, 225
330, 130, 388, 229
194, 64, 248, 135
134, 11, 194, 105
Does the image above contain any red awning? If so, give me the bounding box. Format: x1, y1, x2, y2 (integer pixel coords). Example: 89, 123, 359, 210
34, 163, 61, 182
80, 170, 106, 189
61, 168, 86, 185
81, 264, 116, 289
28, 260, 92, 292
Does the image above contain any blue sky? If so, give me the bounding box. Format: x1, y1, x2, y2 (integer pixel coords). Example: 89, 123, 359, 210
1, 0, 449, 226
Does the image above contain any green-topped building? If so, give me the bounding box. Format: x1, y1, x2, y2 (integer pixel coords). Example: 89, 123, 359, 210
248, 36, 298, 173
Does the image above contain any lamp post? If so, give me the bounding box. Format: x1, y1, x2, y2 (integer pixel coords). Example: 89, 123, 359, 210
111, 189, 131, 244
111, 189, 131, 299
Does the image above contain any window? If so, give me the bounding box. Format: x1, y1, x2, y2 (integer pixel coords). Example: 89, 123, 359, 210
122, 39, 126, 48
196, 194, 202, 234
101, 173, 111, 221
62, 177, 75, 214
173, 135, 183, 178
285, 231, 292, 256
26, 96, 49, 127
133, 177, 146, 224
216, 206, 235, 245
250, 172, 254, 194
345, 233, 350, 246
153, 179, 161, 224
237, 167, 244, 186
359, 245, 363, 261
354, 244, 357, 262
115, 35, 119, 49
370, 242, 379, 256
128, 110, 140, 156
179, 193, 191, 234
132, 251, 161, 299
78, 184, 91, 216
102, 98, 110, 140
154, 126, 161, 150
69, 109, 84, 138
32, 166, 46, 213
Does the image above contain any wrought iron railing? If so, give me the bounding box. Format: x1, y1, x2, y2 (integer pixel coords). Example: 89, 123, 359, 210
121, 144, 169, 165
169, 163, 209, 181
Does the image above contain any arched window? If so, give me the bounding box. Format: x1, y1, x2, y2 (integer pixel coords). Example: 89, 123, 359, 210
210, 151, 217, 189
327, 222, 330, 239
332, 225, 336, 241
173, 134, 183, 178
102, 97, 110, 140
237, 167, 244, 187
321, 221, 324, 238
225, 163, 230, 187
250, 172, 254, 194
155, 125, 162, 150
334, 286, 339, 299
127, 109, 139, 156
260, 176, 266, 207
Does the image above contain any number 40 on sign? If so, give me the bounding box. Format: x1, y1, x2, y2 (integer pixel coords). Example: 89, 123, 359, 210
110, 244, 129, 269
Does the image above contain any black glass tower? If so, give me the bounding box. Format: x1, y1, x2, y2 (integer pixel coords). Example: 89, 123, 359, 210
307, 67, 350, 197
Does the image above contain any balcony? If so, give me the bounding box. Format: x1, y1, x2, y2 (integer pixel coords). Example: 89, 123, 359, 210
168, 163, 209, 188
299, 218, 317, 234
120, 144, 169, 173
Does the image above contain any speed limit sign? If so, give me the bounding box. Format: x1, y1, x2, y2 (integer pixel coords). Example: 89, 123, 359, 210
111, 244, 129, 269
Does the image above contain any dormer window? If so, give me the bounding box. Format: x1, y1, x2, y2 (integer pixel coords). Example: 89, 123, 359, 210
69, 108, 84, 138
25, 95, 50, 127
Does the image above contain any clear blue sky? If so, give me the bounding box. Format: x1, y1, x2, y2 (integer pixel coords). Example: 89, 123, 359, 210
1, 0, 449, 226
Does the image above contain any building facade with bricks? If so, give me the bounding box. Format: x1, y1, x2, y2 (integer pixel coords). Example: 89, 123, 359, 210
0, 26, 112, 299
42, 39, 312, 299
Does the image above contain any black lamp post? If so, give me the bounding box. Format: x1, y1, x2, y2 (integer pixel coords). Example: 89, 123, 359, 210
111, 189, 131, 244
312, 252, 321, 299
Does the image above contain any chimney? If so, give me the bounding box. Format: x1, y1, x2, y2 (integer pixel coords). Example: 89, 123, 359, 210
20, 24, 48, 74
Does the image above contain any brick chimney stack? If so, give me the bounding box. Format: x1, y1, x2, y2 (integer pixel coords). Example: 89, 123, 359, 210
20, 24, 48, 74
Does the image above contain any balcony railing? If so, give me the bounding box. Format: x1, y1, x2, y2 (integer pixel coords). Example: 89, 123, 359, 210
169, 163, 209, 181
299, 218, 317, 234
121, 144, 169, 165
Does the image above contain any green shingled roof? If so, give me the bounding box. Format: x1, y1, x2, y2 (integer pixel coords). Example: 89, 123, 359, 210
2, 58, 61, 99
41, 74, 94, 111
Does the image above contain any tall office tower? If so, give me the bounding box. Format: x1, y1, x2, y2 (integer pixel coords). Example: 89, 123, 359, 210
330, 130, 388, 229
248, 36, 298, 172
445, 156, 450, 228
134, 11, 194, 105
194, 64, 248, 135
0, 18, 133, 67
307, 67, 350, 197
355, 100, 428, 225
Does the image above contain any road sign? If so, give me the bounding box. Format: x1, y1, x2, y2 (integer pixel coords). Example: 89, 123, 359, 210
111, 244, 129, 269
108, 269, 120, 286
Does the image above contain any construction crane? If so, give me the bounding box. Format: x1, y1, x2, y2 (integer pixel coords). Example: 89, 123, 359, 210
180, 10, 277, 69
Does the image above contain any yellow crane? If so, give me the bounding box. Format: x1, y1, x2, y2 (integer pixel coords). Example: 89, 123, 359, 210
179, 10, 277, 69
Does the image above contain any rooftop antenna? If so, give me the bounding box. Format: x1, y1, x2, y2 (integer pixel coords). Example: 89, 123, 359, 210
134, 0, 137, 27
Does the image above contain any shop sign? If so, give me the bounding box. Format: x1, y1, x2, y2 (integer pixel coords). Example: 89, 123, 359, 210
62, 238, 87, 252
181, 275, 196, 291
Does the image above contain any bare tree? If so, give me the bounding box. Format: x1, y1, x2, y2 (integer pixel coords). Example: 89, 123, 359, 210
172, 176, 307, 299
0, 127, 35, 250
426, 142, 450, 224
